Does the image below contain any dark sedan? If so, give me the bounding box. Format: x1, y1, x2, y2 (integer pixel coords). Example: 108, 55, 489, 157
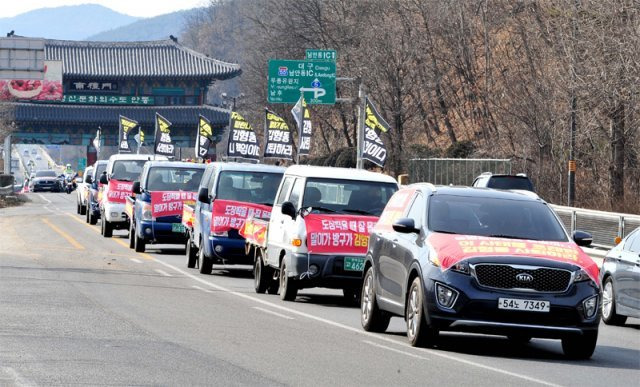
29, 170, 60, 192
361, 185, 600, 359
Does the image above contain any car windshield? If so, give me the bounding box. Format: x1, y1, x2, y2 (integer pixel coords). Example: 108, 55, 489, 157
487, 176, 534, 191
216, 171, 284, 206
35, 170, 56, 178
302, 178, 398, 217
427, 194, 568, 242
94, 163, 107, 178
111, 160, 147, 181
146, 167, 204, 192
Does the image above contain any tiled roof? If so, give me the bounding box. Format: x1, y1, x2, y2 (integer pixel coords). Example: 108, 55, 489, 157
16, 103, 230, 127
45, 39, 241, 80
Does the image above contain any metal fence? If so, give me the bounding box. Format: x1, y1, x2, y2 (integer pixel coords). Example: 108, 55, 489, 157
551, 205, 640, 249
409, 158, 511, 186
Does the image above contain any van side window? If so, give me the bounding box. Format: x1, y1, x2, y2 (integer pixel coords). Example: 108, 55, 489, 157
288, 178, 305, 208
276, 177, 294, 205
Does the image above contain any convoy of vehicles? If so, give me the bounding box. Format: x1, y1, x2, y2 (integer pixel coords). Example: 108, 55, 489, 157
185, 162, 285, 273
32, 155, 640, 360
126, 161, 206, 252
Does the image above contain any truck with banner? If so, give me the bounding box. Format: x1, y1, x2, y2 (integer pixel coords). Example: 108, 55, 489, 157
185, 162, 285, 274
242, 165, 398, 304
99, 154, 167, 237
125, 161, 206, 252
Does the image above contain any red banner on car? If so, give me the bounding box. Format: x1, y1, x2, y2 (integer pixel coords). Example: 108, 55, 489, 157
304, 214, 379, 255
211, 199, 272, 233
182, 204, 195, 229
150, 191, 197, 218
428, 233, 600, 284
105, 179, 133, 203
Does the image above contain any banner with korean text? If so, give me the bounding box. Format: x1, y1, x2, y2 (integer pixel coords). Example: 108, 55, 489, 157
362, 97, 390, 167
154, 113, 175, 156
211, 199, 272, 233
264, 109, 293, 159
227, 112, 260, 160
105, 179, 133, 203
304, 214, 379, 255
150, 191, 197, 218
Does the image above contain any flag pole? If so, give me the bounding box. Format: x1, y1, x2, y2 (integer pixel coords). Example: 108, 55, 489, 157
296, 89, 303, 165
356, 82, 365, 170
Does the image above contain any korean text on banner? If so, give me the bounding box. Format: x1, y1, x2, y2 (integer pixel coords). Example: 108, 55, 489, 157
105, 179, 133, 203
304, 214, 379, 255
362, 97, 390, 167
264, 109, 293, 159
211, 199, 272, 233
227, 112, 260, 161
150, 191, 197, 218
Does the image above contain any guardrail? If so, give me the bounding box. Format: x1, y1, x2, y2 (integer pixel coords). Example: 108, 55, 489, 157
550, 204, 640, 249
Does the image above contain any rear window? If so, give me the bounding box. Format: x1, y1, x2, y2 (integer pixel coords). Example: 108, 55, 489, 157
487, 176, 534, 191
216, 171, 283, 206
146, 167, 204, 192
428, 194, 567, 242
302, 178, 398, 217
35, 170, 56, 178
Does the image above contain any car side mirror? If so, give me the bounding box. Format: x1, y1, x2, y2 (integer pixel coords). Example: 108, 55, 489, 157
132, 181, 141, 195
198, 187, 210, 204
85, 175, 93, 184
99, 174, 108, 185
392, 217, 419, 234
573, 230, 593, 247
281, 201, 297, 219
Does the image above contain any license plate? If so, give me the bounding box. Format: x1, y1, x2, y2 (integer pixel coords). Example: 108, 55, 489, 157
344, 257, 365, 271
498, 298, 550, 312
172, 223, 185, 233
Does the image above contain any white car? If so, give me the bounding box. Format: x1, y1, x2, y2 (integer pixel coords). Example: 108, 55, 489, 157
76, 166, 94, 215
99, 154, 167, 237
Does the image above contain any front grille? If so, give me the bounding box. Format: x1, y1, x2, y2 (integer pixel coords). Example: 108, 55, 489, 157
472, 264, 572, 292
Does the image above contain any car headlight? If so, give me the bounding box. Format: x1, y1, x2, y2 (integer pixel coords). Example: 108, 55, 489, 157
582, 295, 598, 319
428, 246, 440, 267
573, 269, 591, 282
141, 202, 153, 221
212, 230, 228, 237
451, 260, 469, 275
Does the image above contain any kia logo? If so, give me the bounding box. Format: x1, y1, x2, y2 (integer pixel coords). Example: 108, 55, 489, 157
516, 273, 534, 283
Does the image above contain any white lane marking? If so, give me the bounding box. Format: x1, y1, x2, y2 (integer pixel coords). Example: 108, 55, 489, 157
253, 306, 295, 320
150, 257, 560, 387
363, 340, 428, 360
192, 285, 213, 294
0, 367, 35, 387
130, 258, 143, 263
38, 194, 51, 204
154, 269, 172, 277
38, 194, 56, 213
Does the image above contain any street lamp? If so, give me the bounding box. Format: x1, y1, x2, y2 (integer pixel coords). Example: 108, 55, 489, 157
220, 92, 245, 110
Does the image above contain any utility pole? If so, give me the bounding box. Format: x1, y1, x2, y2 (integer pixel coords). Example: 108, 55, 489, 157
568, 0, 578, 207
355, 82, 365, 170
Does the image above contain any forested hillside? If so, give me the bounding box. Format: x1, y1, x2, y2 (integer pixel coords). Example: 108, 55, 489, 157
182, 0, 639, 213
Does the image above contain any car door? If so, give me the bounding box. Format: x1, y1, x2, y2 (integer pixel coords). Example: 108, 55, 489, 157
266, 176, 295, 267
382, 193, 425, 305
615, 229, 640, 316
276, 178, 304, 266
195, 166, 215, 248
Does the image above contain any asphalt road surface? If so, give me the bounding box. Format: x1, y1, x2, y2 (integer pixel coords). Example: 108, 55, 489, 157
1, 193, 639, 386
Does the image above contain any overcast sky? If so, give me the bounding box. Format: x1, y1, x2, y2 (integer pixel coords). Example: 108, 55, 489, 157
0, 0, 210, 18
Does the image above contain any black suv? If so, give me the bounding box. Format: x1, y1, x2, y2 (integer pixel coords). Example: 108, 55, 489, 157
361, 184, 600, 358
472, 172, 535, 192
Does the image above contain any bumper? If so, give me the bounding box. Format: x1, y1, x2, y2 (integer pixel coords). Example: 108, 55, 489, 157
422, 266, 600, 339
288, 253, 364, 290
138, 220, 187, 244
103, 202, 128, 223
207, 236, 251, 265
32, 183, 59, 191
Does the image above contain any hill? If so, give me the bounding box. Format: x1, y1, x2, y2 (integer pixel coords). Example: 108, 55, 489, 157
0, 4, 139, 40
85, 9, 201, 42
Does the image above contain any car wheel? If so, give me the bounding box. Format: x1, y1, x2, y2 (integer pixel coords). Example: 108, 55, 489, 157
406, 277, 438, 347
80, 203, 86, 215
361, 266, 391, 333
602, 277, 627, 326
128, 221, 135, 249
186, 234, 198, 269
279, 260, 298, 301
89, 209, 97, 225
343, 287, 361, 306
101, 215, 112, 238
562, 330, 598, 359
134, 229, 146, 253
76, 201, 81, 214
85, 205, 90, 223
254, 250, 273, 294
198, 240, 213, 274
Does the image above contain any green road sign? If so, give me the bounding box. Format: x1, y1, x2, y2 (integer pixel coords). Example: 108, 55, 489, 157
268, 59, 336, 105
306, 49, 337, 61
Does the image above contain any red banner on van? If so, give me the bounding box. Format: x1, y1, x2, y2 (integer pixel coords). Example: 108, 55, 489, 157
304, 214, 378, 255
211, 199, 272, 233
150, 191, 197, 218
105, 179, 133, 203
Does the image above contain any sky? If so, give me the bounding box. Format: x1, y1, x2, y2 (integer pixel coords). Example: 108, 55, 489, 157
0, 0, 210, 18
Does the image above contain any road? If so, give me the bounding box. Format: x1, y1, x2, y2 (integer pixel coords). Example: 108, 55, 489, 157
1, 193, 638, 386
